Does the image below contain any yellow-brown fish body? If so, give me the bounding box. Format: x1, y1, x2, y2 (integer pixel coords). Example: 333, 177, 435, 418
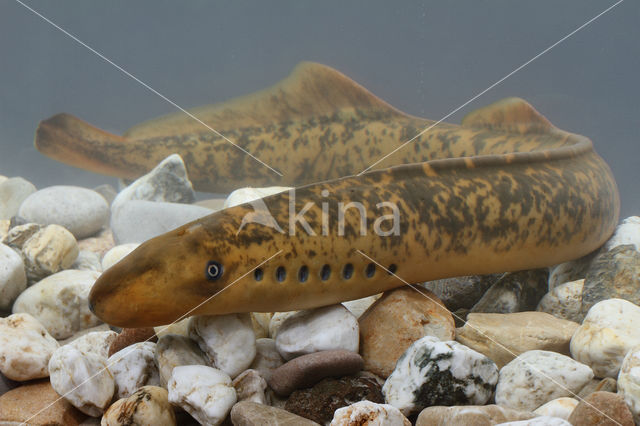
87, 90, 619, 327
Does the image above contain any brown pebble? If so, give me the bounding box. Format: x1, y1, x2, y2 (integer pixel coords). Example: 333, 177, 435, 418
108, 327, 157, 357
568, 391, 634, 426
268, 350, 363, 396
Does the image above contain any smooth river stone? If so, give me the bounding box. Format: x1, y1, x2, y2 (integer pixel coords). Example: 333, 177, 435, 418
415, 405, 536, 426
567, 391, 634, 426
331, 400, 410, 426
0, 242, 26, 310
168, 365, 237, 426
155, 334, 209, 387
422, 274, 502, 311
101, 243, 139, 270
224, 186, 291, 208
188, 313, 256, 379
536, 279, 584, 322
72, 249, 102, 272
0, 379, 86, 425
617, 345, 640, 423
455, 311, 579, 368
12, 269, 102, 339
230, 400, 320, 426
18, 185, 109, 239
0, 313, 59, 381
383, 336, 498, 416
67, 330, 118, 359
107, 341, 160, 399
21, 224, 79, 282
604, 215, 640, 251
232, 369, 267, 404
532, 397, 578, 420
359, 286, 455, 378
275, 304, 359, 361
495, 350, 594, 412
0, 177, 36, 220
570, 298, 640, 378
101, 385, 176, 426
249, 338, 285, 381
268, 350, 363, 396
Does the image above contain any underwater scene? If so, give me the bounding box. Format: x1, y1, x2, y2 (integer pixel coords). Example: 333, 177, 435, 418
0, 1, 639, 425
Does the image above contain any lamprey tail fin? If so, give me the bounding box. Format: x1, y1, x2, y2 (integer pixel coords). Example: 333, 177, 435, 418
123, 61, 410, 140
462, 97, 556, 134
35, 113, 143, 179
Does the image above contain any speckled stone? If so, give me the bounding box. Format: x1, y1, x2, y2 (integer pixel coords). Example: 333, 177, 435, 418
548, 251, 598, 290
331, 400, 410, 425
230, 401, 320, 426
101, 385, 176, 426
567, 391, 634, 426
422, 274, 502, 311
108, 327, 157, 357
107, 342, 160, 399
470, 269, 548, 314
358, 287, 455, 378
415, 405, 536, 426
155, 334, 209, 387
536, 279, 584, 322
581, 245, 640, 317
383, 336, 498, 416
268, 350, 363, 396
570, 298, 640, 378
495, 350, 593, 412
0, 379, 86, 425
455, 311, 578, 368
285, 374, 384, 424
21, 224, 79, 282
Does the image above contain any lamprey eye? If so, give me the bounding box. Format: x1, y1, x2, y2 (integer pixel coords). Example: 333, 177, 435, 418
205, 261, 224, 281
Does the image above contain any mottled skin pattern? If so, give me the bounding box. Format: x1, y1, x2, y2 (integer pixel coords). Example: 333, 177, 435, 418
35, 62, 614, 327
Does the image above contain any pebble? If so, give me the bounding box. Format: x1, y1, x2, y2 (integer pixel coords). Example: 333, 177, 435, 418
581, 245, 640, 316
224, 186, 291, 208
188, 313, 256, 378
101, 385, 176, 426
1, 222, 41, 248
536, 279, 584, 322
341, 294, 381, 318
577, 377, 617, 398
269, 350, 364, 396
107, 342, 160, 399
68, 330, 118, 358
285, 374, 384, 424
167, 365, 237, 426
617, 345, 640, 422
359, 287, 455, 378
415, 405, 536, 426
101, 243, 139, 270
570, 298, 640, 378
0, 219, 8, 240
548, 251, 598, 290
532, 397, 578, 420
230, 400, 320, 426
329, 400, 409, 426
108, 327, 157, 357
110, 200, 213, 244
77, 228, 116, 257
495, 350, 594, 411
422, 273, 502, 311
470, 269, 549, 314
72, 249, 102, 272
155, 333, 210, 387
275, 304, 359, 361
48, 345, 115, 416
154, 317, 190, 338
497, 417, 571, 425
383, 336, 498, 416
195, 197, 226, 210
111, 154, 195, 213
604, 216, 640, 251
250, 311, 272, 338
0, 242, 26, 310
567, 391, 634, 426
12, 269, 102, 339
0, 177, 36, 220
269, 311, 297, 338
0, 379, 86, 425
249, 337, 285, 381
455, 311, 578, 368
0, 313, 59, 381
232, 369, 267, 404
21, 224, 79, 282
18, 185, 109, 239
92, 183, 117, 206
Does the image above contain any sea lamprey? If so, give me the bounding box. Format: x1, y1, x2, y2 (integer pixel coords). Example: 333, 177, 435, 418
33, 63, 619, 327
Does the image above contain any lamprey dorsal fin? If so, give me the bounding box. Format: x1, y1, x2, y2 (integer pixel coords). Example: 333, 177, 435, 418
462, 97, 555, 134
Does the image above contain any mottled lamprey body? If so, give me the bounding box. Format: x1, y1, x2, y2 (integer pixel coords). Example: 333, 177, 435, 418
34, 63, 619, 327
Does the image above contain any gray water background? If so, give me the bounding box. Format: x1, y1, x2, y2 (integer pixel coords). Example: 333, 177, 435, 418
0, 1, 638, 218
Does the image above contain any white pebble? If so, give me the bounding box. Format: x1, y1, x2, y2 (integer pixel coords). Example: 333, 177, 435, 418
108, 342, 160, 399
155, 334, 209, 387
331, 400, 410, 426
0, 177, 36, 220
249, 338, 284, 381
71, 249, 102, 272
497, 417, 571, 425
18, 185, 108, 239
0, 313, 58, 381
570, 298, 640, 378
101, 243, 139, 270
495, 350, 593, 412
0, 243, 26, 310
605, 216, 640, 251
275, 304, 359, 360
536, 279, 584, 322
168, 365, 236, 426
48, 345, 114, 417
232, 369, 267, 404
188, 314, 256, 378
224, 186, 291, 208
12, 270, 102, 339
533, 397, 578, 420
67, 330, 117, 359
268, 311, 297, 338
617, 345, 640, 423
